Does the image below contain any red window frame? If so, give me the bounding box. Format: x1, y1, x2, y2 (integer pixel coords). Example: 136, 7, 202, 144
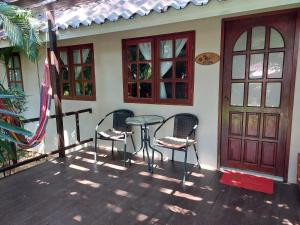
6, 53, 24, 91
51, 43, 96, 101
122, 31, 195, 105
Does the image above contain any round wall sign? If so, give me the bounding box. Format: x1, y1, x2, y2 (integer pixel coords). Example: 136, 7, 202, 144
195, 52, 220, 65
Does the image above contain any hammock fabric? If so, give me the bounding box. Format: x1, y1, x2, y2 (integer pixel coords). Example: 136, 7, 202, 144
2, 61, 52, 149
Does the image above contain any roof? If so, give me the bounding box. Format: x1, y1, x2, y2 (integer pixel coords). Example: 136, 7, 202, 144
32, 0, 210, 31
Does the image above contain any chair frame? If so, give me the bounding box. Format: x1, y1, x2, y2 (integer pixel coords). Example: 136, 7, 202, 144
153, 113, 200, 182
94, 109, 136, 166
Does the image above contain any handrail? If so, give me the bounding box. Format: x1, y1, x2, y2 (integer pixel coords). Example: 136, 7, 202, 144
1, 108, 93, 176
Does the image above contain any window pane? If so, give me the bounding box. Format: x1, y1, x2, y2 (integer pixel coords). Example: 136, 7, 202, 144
60, 51, 68, 65
160, 40, 173, 59
74, 66, 82, 80
176, 61, 187, 79
75, 82, 82, 96
9, 70, 14, 81
175, 38, 187, 57
61, 67, 69, 80
249, 54, 264, 79
160, 82, 172, 99
84, 82, 93, 96
266, 82, 281, 107
128, 83, 137, 97
63, 83, 71, 96
8, 57, 13, 68
140, 83, 152, 98
251, 26, 266, 50
231, 83, 244, 106
234, 32, 247, 52
138, 43, 151, 60
83, 66, 92, 80
13, 82, 22, 90
270, 28, 284, 49
128, 64, 137, 80
139, 63, 152, 80
248, 83, 262, 107
13, 55, 20, 68
15, 70, 21, 81
268, 52, 284, 78
232, 55, 246, 79
73, 50, 81, 64
160, 61, 173, 79
82, 48, 91, 64
175, 82, 187, 99
127, 45, 137, 61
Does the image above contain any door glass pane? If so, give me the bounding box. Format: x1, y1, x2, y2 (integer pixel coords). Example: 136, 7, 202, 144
139, 63, 152, 80
75, 82, 82, 96
230, 83, 244, 106
128, 64, 137, 80
267, 52, 284, 78
251, 26, 266, 50
160, 61, 173, 79
176, 61, 187, 79
232, 55, 246, 79
74, 66, 82, 80
138, 43, 151, 60
249, 54, 264, 79
140, 83, 152, 98
160, 40, 173, 59
128, 82, 137, 97
14, 83, 22, 90
9, 70, 14, 81
248, 83, 262, 107
175, 82, 188, 99
73, 50, 81, 64
8, 57, 13, 68
175, 38, 187, 57
13, 55, 20, 68
84, 82, 93, 96
83, 66, 92, 80
61, 67, 69, 80
15, 70, 21, 81
82, 49, 91, 64
233, 32, 247, 52
59, 51, 68, 65
160, 82, 172, 99
270, 28, 284, 48
266, 82, 281, 107
63, 83, 71, 96
127, 45, 137, 61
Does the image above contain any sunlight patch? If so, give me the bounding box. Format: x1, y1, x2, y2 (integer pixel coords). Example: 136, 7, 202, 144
69, 164, 90, 171
75, 179, 101, 188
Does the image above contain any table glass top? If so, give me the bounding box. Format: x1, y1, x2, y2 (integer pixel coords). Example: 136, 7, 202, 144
126, 115, 164, 126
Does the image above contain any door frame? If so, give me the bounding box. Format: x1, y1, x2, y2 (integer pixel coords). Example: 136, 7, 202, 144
217, 8, 300, 182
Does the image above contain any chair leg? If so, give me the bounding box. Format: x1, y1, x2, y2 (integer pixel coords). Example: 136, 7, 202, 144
171, 149, 175, 162
94, 132, 98, 162
193, 144, 201, 169
111, 140, 115, 159
183, 149, 187, 183
123, 142, 127, 167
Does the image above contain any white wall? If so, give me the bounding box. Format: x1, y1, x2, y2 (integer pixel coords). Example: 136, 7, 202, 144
11, 13, 300, 183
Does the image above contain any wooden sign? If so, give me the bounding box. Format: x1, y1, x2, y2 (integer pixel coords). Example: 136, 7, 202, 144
195, 52, 220, 65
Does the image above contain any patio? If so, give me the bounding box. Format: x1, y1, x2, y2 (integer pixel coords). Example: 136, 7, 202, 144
1, 147, 299, 225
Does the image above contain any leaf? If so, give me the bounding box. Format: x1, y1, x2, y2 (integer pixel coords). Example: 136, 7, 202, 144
0, 94, 22, 99
0, 120, 32, 136
0, 109, 22, 118
0, 132, 24, 145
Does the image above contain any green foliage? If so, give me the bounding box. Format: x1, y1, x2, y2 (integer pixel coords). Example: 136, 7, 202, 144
0, 2, 41, 61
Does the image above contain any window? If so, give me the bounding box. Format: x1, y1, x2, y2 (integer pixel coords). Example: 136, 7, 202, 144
122, 31, 195, 105
55, 44, 95, 100
6, 53, 24, 90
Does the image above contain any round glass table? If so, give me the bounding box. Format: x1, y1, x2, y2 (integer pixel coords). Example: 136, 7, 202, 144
126, 115, 164, 172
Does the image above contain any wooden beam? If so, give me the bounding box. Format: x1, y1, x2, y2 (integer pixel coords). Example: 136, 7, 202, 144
47, 10, 65, 158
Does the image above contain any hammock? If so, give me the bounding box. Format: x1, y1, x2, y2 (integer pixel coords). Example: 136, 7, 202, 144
1, 61, 52, 149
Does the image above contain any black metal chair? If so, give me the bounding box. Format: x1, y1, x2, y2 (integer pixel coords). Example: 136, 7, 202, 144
94, 109, 136, 166
153, 113, 200, 182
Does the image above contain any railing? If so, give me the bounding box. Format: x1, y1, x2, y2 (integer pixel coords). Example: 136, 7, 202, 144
0, 108, 93, 176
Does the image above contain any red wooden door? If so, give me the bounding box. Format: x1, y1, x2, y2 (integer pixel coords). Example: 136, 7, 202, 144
220, 11, 298, 177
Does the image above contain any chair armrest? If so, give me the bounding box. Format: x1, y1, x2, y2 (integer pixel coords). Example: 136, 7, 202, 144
95, 111, 115, 132
185, 124, 198, 145
153, 115, 175, 139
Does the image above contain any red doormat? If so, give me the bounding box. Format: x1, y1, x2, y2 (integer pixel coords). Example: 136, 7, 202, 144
220, 171, 274, 194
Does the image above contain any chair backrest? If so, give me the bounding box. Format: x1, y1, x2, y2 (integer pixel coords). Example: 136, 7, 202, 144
113, 109, 134, 132
173, 113, 198, 139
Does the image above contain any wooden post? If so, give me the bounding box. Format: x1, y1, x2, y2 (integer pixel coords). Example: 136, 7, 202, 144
47, 10, 65, 158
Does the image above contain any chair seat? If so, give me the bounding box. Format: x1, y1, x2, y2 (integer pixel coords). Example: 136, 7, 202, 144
98, 129, 125, 140
156, 137, 195, 149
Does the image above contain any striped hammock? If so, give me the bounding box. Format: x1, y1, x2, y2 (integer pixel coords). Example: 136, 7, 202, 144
2, 61, 52, 149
